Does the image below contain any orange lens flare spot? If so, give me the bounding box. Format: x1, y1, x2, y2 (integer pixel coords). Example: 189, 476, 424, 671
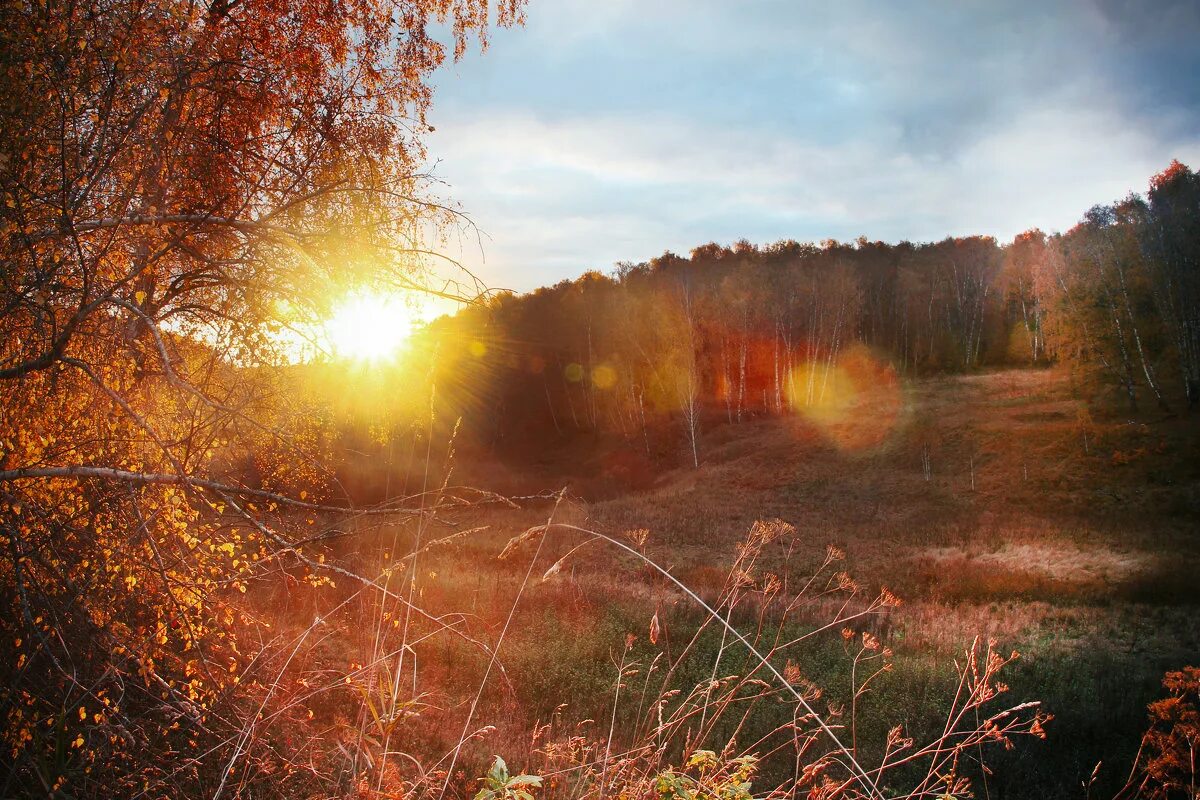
786, 345, 904, 452
592, 364, 617, 389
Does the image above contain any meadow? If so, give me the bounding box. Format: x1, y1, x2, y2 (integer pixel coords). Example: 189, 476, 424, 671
306, 366, 1200, 799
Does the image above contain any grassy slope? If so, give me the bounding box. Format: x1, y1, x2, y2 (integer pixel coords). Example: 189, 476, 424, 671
353, 367, 1198, 798
581, 367, 1200, 797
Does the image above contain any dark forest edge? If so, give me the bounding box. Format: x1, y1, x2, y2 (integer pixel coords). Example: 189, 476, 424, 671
320, 161, 1200, 482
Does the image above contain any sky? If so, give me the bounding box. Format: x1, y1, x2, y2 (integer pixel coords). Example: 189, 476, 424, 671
423, 0, 1200, 293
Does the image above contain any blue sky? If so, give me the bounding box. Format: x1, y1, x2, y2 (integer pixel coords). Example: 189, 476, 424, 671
424, 0, 1200, 292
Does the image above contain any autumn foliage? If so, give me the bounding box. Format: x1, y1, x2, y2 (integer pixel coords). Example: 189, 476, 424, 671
1, 0, 522, 794
1121, 667, 1200, 800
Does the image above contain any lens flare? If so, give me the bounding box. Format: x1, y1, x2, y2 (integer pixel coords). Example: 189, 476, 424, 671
592, 364, 618, 389
786, 345, 904, 451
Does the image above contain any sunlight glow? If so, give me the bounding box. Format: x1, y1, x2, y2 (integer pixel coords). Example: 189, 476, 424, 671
324, 291, 422, 362
785, 345, 904, 452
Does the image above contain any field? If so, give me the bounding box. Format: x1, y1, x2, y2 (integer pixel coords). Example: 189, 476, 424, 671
351, 367, 1200, 799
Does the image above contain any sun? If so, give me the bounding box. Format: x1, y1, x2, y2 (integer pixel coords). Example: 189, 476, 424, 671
324, 291, 421, 362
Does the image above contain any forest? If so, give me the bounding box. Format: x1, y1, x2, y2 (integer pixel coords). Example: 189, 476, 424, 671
342, 162, 1200, 482
2, 0, 1199, 798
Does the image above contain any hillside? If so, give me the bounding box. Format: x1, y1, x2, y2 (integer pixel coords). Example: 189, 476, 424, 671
420, 366, 1200, 799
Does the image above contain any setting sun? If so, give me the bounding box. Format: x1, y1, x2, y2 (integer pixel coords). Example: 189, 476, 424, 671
324, 291, 422, 361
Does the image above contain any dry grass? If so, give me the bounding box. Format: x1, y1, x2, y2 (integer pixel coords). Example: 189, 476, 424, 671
233, 368, 1198, 800
508, 368, 1200, 798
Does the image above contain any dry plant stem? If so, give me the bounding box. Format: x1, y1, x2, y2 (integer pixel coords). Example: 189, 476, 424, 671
375, 382, 447, 792
207, 490, 493, 659
129, 559, 376, 797
436, 492, 565, 800
212, 617, 321, 800
640, 536, 773, 743
598, 645, 633, 800
515, 521, 884, 799
139, 625, 451, 799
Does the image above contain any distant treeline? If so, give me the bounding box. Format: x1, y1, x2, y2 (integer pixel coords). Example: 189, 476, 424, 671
393, 162, 1199, 459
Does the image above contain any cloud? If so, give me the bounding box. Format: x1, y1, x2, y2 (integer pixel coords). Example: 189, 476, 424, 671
424, 1, 1200, 291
